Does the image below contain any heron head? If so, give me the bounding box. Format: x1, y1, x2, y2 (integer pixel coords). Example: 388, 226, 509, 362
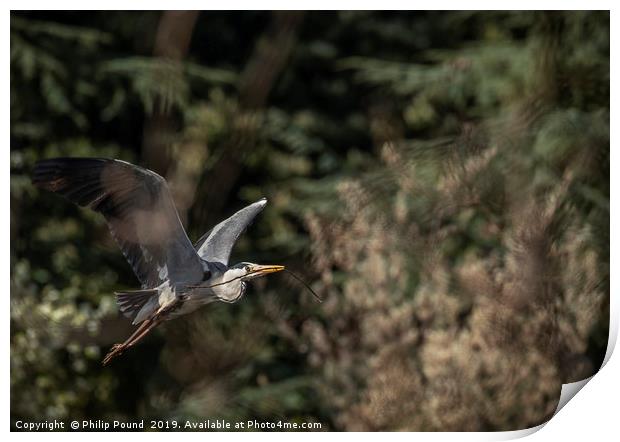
216, 262, 322, 304
231, 262, 285, 281
212, 263, 284, 303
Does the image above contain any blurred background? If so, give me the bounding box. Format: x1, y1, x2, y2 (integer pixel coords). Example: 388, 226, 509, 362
10, 11, 609, 431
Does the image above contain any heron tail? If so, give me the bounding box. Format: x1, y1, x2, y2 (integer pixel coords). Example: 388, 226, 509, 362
115, 289, 158, 321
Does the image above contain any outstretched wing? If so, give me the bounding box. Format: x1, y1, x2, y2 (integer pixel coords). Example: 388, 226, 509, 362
195, 198, 267, 265
32, 157, 204, 288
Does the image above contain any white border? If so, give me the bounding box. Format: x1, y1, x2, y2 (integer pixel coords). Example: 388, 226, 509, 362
5, 4, 617, 440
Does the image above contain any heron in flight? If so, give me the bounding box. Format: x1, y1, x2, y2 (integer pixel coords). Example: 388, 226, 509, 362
32, 157, 286, 365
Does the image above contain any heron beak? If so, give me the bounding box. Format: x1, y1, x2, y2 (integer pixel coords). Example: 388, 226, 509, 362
250, 264, 285, 277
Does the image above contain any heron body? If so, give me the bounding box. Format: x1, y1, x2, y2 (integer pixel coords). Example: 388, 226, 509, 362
134, 261, 282, 323
32, 157, 284, 365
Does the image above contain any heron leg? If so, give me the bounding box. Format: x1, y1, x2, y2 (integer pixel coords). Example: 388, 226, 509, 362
102, 298, 182, 366
102, 315, 164, 365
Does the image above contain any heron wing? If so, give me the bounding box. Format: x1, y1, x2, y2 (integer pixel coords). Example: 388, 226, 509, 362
195, 198, 267, 265
32, 157, 204, 288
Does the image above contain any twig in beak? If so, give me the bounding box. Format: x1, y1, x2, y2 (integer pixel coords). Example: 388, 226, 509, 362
186, 267, 322, 303
283, 268, 323, 303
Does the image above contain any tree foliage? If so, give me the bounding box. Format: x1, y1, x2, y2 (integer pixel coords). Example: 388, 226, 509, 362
11, 11, 608, 430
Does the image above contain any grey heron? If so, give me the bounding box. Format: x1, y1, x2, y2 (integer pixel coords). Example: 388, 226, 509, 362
32, 157, 288, 365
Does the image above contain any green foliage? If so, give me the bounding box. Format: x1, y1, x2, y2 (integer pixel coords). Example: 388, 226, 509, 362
100, 57, 237, 115
11, 11, 608, 430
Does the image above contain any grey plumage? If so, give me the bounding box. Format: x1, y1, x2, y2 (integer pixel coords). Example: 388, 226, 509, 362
32, 157, 284, 365
32, 157, 204, 288
195, 198, 267, 265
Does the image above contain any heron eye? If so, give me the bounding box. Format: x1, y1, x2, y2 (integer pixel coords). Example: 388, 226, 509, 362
244, 265, 251, 272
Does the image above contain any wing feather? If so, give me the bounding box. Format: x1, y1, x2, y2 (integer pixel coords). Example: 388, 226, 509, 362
33, 157, 204, 288
195, 198, 267, 265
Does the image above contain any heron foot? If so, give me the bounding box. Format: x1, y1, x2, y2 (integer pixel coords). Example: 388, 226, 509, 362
102, 343, 125, 366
